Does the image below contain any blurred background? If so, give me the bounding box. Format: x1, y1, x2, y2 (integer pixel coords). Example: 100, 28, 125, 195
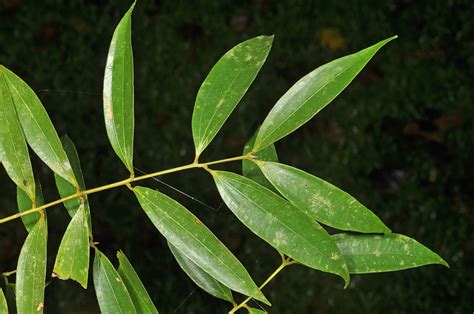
0, 0, 473, 313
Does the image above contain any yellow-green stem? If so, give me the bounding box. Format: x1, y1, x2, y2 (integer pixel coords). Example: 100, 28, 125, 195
229, 258, 292, 313
0, 155, 248, 224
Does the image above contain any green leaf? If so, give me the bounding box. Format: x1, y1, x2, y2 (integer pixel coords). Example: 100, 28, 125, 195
212, 171, 349, 287
16, 216, 47, 313
0, 65, 78, 187
333, 233, 449, 274
253, 36, 397, 151
0, 288, 7, 314
0, 70, 35, 200
53, 204, 90, 288
17, 177, 44, 232
3, 282, 16, 313
93, 249, 136, 314
242, 130, 278, 190
103, 2, 135, 173
133, 186, 268, 304
192, 35, 274, 157
248, 308, 267, 314
168, 242, 233, 303
258, 161, 390, 234
54, 135, 92, 232
117, 250, 159, 313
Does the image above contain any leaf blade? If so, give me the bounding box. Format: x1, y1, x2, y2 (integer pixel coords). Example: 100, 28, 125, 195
258, 161, 390, 233
0, 70, 35, 199
53, 204, 90, 288
333, 233, 448, 273
0, 288, 7, 314
93, 250, 136, 314
103, 2, 135, 173
16, 216, 47, 313
254, 36, 397, 151
168, 242, 233, 302
212, 171, 349, 286
192, 35, 273, 156
133, 186, 268, 304
117, 250, 159, 313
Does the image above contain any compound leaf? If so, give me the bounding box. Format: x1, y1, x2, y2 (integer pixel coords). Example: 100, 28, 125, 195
133, 186, 268, 304
258, 161, 390, 234
212, 171, 349, 287
0, 69, 35, 200
254, 36, 397, 151
17, 177, 44, 232
242, 130, 278, 190
54, 135, 92, 232
1, 66, 78, 187
16, 216, 47, 313
93, 249, 136, 314
103, 2, 135, 173
53, 204, 90, 288
169, 242, 233, 302
192, 35, 273, 157
117, 250, 159, 314
333, 233, 448, 273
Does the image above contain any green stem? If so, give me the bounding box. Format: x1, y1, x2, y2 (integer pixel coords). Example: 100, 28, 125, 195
0, 155, 248, 224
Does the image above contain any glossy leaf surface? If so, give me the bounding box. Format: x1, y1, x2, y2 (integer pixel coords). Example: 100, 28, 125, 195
117, 250, 159, 313
133, 186, 268, 304
212, 171, 349, 286
1, 66, 77, 186
0, 69, 35, 199
333, 233, 448, 273
53, 204, 90, 288
169, 242, 233, 302
248, 308, 267, 314
17, 177, 44, 232
258, 161, 390, 233
0, 289, 7, 314
103, 2, 135, 173
192, 35, 273, 156
93, 250, 136, 314
254, 36, 397, 151
16, 217, 47, 313
242, 130, 278, 190
54, 135, 92, 232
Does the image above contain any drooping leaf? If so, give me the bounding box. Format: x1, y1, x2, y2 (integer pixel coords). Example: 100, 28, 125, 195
133, 186, 268, 304
248, 308, 267, 314
117, 250, 159, 313
212, 171, 349, 287
54, 135, 92, 232
168, 242, 233, 302
1, 66, 78, 186
242, 130, 278, 190
333, 233, 448, 274
93, 249, 136, 314
0, 288, 7, 314
103, 2, 135, 173
192, 35, 274, 157
253, 36, 397, 151
258, 161, 390, 234
0, 70, 35, 200
16, 216, 47, 313
53, 204, 90, 288
17, 177, 44, 232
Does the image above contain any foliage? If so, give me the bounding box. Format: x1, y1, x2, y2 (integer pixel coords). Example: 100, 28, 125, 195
0, 2, 450, 313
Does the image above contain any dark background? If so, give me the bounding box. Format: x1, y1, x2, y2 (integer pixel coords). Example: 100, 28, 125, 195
0, 0, 473, 313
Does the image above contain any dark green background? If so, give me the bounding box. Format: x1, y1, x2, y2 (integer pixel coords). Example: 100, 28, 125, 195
0, 0, 472, 313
